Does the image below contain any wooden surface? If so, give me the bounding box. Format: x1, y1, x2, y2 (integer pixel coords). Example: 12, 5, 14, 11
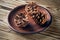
0, 0, 60, 40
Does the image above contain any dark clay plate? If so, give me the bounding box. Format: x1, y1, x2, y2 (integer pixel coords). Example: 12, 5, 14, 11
8, 4, 52, 34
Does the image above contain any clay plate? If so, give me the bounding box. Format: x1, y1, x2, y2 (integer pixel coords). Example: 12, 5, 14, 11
8, 4, 52, 34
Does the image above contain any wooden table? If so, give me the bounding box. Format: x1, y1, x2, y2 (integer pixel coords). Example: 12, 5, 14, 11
0, 0, 60, 40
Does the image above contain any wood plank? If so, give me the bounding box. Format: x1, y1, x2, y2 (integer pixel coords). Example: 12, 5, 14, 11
0, 30, 59, 40
0, 37, 8, 40
1, 0, 26, 5
0, 30, 27, 40
0, 0, 26, 9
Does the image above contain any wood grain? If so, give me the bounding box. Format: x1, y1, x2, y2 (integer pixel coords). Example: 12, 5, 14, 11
0, 0, 60, 40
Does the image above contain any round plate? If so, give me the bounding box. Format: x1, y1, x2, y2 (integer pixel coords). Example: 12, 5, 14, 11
8, 4, 52, 34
